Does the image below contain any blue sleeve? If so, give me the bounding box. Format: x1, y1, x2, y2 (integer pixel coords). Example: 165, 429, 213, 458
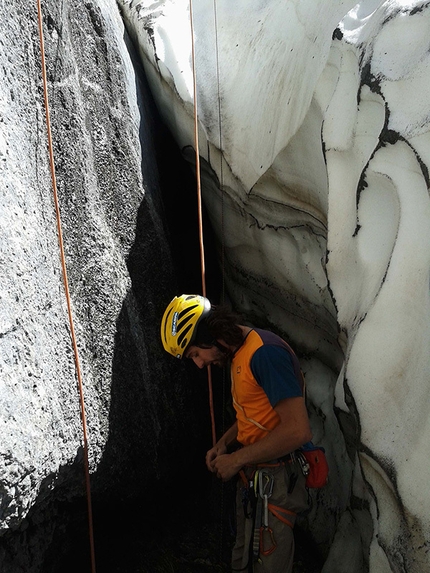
250, 345, 303, 407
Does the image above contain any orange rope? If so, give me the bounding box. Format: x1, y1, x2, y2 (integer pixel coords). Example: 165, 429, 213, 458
189, 0, 217, 447
36, 3, 96, 572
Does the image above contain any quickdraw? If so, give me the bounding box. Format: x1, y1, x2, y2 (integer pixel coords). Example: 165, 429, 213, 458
239, 466, 298, 565
257, 470, 276, 557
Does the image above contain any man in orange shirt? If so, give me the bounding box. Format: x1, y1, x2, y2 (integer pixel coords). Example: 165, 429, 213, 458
161, 294, 312, 573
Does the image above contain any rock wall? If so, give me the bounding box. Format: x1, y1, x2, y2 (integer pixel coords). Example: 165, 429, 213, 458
118, 1, 430, 572
0, 0, 208, 570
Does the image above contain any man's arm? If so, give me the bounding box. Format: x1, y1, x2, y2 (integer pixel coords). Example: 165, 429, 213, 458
211, 397, 312, 481
205, 421, 238, 472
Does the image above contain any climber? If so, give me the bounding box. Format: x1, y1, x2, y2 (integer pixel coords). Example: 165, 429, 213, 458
160, 294, 312, 573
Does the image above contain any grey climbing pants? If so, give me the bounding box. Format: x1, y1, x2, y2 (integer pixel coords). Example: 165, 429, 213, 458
232, 460, 309, 573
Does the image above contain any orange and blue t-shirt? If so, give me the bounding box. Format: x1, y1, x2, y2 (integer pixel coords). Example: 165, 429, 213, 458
231, 328, 304, 446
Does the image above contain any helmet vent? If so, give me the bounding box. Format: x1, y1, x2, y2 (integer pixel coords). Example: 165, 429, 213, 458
178, 304, 199, 320
177, 312, 195, 335
178, 323, 193, 347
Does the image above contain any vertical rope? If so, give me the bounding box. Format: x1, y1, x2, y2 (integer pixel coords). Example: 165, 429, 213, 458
36, 3, 96, 572
212, 2, 229, 567
189, 0, 217, 448
212, 0, 227, 438
213, 0, 225, 308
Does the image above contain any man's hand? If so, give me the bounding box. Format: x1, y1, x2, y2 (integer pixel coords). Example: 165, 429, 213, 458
211, 452, 242, 482
205, 443, 227, 472
212, 397, 312, 474
205, 422, 239, 473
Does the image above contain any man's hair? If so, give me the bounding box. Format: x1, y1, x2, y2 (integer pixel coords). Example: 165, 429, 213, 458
194, 304, 244, 348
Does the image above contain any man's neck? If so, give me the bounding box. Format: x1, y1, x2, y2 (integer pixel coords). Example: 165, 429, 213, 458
238, 325, 252, 339
218, 325, 252, 354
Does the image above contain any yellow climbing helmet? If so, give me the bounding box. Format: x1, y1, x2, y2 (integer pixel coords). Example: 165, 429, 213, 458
160, 294, 212, 359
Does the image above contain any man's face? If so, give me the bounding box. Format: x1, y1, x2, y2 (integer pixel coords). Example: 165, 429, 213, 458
185, 345, 228, 369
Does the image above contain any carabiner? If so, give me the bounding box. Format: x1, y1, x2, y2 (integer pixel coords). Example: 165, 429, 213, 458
258, 470, 274, 499
260, 526, 276, 556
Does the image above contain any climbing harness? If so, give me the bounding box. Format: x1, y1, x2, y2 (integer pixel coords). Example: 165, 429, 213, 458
36, 2, 96, 572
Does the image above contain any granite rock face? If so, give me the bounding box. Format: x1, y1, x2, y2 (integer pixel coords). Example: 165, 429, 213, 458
0, 0, 204, 570
118, 1, 430, 571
